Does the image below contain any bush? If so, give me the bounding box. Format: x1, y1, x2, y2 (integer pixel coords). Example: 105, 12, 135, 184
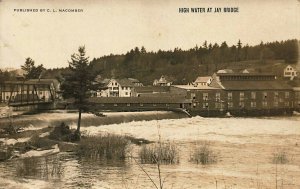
190, 142, 217, 165
49, 122, 75, 142
27, 134, 57, 150
76, 134, 130, 160
139, 142, 179, 164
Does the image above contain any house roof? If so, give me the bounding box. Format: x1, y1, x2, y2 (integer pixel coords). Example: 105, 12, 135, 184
217, 73, 275, 77
217, 69, 234, 73
134, 86, 170, 93
2, 79, 60, 90
172, 85, 220, 90
4, 79, 59, 85
128, 78, 140, 83
88, 96, 191, 104
116, 79, 135, 87
220, 80, 293, 90
107, 78, 141, 87
194, 76, 212, 83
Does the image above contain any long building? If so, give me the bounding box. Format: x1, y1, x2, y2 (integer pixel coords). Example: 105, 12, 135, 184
170, 73, 295, 116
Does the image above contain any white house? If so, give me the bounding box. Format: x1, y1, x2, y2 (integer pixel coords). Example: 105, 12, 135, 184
283, 65, 297, 80
194, 76, 212, 86
153, 75, 172, 86
98, 78, 143, 97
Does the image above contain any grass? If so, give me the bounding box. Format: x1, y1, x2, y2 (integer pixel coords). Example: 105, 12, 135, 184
139, 142, 179, 164
76, 134, 130, 160
273, 150, 288, 164
190, 141, 217, 165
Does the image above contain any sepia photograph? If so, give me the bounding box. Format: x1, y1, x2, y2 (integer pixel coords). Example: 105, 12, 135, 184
0, 0, 299, 188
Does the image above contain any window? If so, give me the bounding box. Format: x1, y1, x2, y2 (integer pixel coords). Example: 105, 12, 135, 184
285, 102, 289, 107
216, 93, 220, 101
228, 102, 233, 108
228, 92, 232, 101
262, 101, 268, 107
274, 92, 279, 99
202, 102, 208, 108
263, 92, 267, 99
203, 93, 208, 101
240, 92, 244, 101
285, 92, 289, 98
251, 92, 256, 100
215, 102, 220, 109
274, 101, 278, 107
127, 103, 130, 106
251, 102, 256, 108
191, 93, 196, 99
166, 104, 169, 107
125, 92, 128, 95
239, 101, 244, 108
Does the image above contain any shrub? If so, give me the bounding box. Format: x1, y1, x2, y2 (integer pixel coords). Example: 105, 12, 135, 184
139, 142, 179, 164
76, 134, 130, 160
49, 122, 75, 142
190, 142, 217, 165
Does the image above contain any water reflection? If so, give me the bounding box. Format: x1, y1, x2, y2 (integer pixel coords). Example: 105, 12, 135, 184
16, 154, 63, 180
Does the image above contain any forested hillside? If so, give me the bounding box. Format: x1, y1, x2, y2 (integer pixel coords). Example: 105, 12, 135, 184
88, 39, 298, 85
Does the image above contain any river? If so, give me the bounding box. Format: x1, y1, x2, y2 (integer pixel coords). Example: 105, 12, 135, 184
0, 112, 299, 189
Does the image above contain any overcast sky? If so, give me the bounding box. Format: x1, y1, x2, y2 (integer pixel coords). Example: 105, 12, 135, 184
0, 0, 299, 69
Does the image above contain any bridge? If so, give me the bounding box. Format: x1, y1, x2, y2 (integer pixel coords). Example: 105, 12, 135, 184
0, 79, 60, 108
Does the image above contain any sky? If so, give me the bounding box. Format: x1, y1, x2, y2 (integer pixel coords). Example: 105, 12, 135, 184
0, 0, 299, 69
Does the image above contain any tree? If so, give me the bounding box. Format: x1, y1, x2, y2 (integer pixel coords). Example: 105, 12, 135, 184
61, 46, 96, 139
237, 39, 242, 61
21, 57, 45, 79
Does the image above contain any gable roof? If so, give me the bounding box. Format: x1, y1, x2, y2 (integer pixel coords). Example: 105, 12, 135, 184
220, 80, 292, 90
88, 96, 191, 104
116, 79, 135, 87
194, 76, 212, 83
134, 86, 170, 93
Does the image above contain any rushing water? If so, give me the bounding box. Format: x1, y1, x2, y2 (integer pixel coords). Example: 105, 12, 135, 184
0, 114, 300, 189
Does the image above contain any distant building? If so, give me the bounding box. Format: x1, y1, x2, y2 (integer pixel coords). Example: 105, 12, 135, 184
283, 65, 297, 80
153, 75, 173, 86
194, 76, 212, 86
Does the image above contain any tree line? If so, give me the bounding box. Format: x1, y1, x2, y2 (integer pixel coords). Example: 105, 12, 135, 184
0, 39, 298, 85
